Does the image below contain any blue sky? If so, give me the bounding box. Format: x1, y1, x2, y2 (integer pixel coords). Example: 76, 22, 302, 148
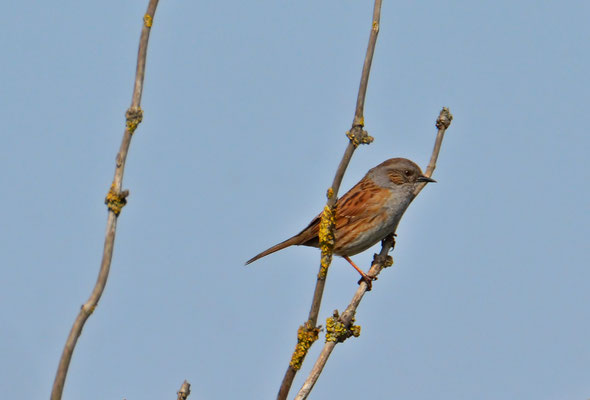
1, 1, 589, 399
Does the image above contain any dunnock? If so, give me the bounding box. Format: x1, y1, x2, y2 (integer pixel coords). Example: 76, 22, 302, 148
246, 158, 435, 279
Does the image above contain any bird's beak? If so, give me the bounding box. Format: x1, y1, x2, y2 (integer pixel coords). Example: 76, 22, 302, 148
417, 175, 436, 183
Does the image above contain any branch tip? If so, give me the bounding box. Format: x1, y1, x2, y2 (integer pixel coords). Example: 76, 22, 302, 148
177, 380, 191, 400
436, 107, 453, 130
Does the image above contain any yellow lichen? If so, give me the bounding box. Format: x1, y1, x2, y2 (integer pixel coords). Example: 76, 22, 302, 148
289, 322, 320, 370
105, 183, 127, 216
144, 14, 153, 28
346, 128, 374, 147
125, 106, 143, 135
325, 313, 361, 343
362, 136, 374, 145
326, 187, 334, 200
318, 205, 335, 279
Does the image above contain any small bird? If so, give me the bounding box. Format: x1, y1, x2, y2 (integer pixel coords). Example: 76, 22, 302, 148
246, 158, 435, 280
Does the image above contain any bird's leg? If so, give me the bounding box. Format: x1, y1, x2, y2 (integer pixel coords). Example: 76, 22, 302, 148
343, 255, 377, 290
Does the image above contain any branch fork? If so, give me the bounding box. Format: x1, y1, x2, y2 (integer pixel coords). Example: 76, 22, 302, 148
294, 109, 453, 399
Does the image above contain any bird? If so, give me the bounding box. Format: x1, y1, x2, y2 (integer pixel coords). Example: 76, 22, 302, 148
246, 158, 435, 281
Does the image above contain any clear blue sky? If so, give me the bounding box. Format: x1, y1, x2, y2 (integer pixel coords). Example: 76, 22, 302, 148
1, 1, 589, 399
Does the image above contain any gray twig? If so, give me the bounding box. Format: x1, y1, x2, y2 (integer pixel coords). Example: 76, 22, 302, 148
294, 108, 453, 400
415, 107, 453, 197
50, 2, 160, 399
276, 1, 383, 399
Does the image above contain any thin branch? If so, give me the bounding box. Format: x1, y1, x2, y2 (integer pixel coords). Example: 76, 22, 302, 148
294, 108, 453, 400
353, 0, 383, 125
414, 107, 453, 197
177, 380, 191, 400
277, 1, 383, 399
50, 2, 160, 399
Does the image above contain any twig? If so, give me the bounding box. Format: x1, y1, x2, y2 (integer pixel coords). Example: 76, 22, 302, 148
294, 108, 453, 400
177, 380, 191, 400
276, 1, 383, 399
414, 107, 453, 197
50, 2, 160, 399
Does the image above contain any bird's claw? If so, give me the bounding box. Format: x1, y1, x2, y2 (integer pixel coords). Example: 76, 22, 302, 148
358, 274, 377, 291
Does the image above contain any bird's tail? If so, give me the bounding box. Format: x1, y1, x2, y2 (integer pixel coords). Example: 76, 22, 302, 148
245, 235, 303, 265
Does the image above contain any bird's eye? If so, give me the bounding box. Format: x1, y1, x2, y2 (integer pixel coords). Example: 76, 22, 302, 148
404, 170, 412, 176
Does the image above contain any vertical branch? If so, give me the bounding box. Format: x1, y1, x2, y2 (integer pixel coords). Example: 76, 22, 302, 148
294, 108, 453, 400
50, 2, 160, 399
353, 1, 383, 126
276, 1, 383, 399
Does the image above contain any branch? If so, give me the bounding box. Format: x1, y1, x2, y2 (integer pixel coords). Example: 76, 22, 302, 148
277, 1, 383, 399
50, 2, 160, 399
414, 107, 453, 197
294, 108, 453, 400
177, 380, 191, 400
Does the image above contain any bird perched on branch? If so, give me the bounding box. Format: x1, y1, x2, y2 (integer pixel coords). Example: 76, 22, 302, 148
246, 158, 435, 282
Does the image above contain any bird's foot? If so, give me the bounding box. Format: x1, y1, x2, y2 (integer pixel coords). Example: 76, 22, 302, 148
358, 273, 377, 291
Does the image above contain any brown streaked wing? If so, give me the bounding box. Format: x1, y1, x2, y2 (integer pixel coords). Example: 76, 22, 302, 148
335, 178, 387, 224
297, 177, 390, 248
333, 178, 390, 247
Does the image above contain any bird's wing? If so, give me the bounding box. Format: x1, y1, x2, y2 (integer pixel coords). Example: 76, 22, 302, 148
298, 178, 389, 247
335, 178, 387, 225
